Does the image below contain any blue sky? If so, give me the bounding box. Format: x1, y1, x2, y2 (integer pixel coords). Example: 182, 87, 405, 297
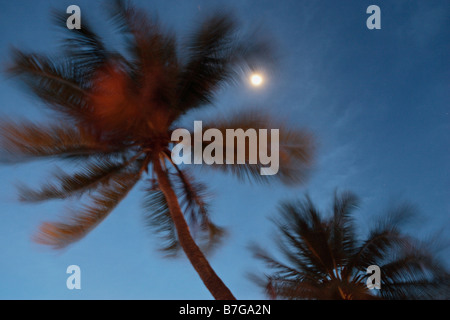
0, 0, 448, 299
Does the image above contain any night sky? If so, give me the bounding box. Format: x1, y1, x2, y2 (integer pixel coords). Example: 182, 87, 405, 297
0, 0, 448, 299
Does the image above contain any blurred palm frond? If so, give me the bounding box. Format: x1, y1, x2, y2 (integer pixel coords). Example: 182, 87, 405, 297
34, 168, 141, 249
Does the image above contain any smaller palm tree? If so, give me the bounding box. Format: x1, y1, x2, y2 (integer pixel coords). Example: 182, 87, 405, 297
252, 191, 450, 300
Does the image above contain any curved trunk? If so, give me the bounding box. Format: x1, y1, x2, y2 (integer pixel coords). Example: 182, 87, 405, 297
153, 155, 236, 300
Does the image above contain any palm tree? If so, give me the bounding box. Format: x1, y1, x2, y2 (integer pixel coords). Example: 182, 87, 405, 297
0, 1, 314, 300
252, 192, 450, 299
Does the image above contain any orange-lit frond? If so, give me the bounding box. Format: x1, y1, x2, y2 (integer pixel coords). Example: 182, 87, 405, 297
33, 171, 140, 249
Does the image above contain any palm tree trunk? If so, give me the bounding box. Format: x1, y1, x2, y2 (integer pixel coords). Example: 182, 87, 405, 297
153, 155, 236, 300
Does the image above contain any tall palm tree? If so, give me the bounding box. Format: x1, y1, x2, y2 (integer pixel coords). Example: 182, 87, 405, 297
252, 192, 450, 299
0, 1, 314, 300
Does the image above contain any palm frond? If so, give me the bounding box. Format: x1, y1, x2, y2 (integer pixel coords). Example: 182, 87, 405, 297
143, 167, 225, 257
51, 9, 108, 74
250, 242, 327, 300
250, 243, 316, 282
330, 191, 359, 265
348, 204, 417, 273
379, 275, 450, 300
172, 168, 209, 226
108, 0, 178, 79
275, 197, 336, 277
378, 241, 450, 299
110, 0, 177, 62
176, 12, 237, 112
34, 168, 141, 249
142, 179, 180, 256
187, 109, 314, 185
176, 13, 273, 114
7, 49, 91, 121
18, 157, 132, 202
0, 120, 121, 162
347, 229, 408, 274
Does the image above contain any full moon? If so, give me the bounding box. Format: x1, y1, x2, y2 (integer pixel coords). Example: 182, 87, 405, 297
250, 74, 263, 87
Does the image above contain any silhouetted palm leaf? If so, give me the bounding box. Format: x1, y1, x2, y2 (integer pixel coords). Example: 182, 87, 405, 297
143, 181, 180, 255
0, 121, 123, 162
18, 158, 131, 202
379, 245, 450, 299
330, 191, 359, 265
176, 12, 238, 112
52, 9, 107, 74
176, 12, 273, 114
7, 50, 91, 122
